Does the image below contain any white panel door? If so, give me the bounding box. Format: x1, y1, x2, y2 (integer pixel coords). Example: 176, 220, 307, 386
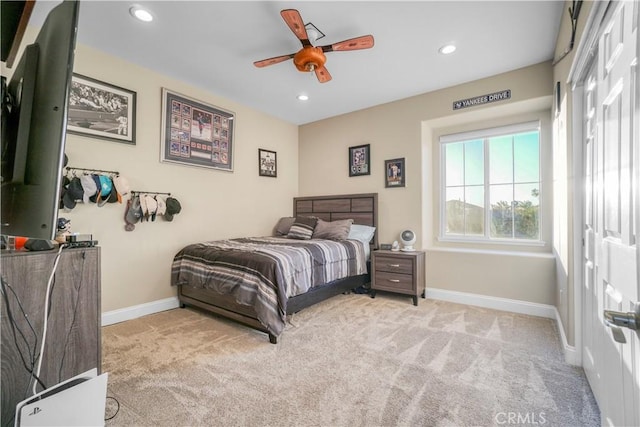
582, 2, 640, 426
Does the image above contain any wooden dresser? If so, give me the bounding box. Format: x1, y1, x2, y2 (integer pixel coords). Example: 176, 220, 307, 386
1, 247, 101, 426
371, 250, 425, 305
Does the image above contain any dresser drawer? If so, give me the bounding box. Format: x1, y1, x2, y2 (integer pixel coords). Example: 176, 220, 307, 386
374, 255, 413, 274
373, 271, 414, 292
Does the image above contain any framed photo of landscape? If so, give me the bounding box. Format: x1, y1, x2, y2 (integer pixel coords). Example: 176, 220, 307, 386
258, 149, 277, 177
385, 157, 405, 188
349, 144, 370, 176
160, 88, 235, 171
66, 74, 136, 144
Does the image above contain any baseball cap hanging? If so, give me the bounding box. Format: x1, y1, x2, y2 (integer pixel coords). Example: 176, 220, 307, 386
145, 195, 158, 221
124, 194, 143, 230
164, 197, 182, 221
79, 175, 98, 203
62, 177, 84, 210
113, 175, 130, 203
156, 197, 166, 216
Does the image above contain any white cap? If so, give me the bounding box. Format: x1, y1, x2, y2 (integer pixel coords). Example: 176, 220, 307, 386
156, 197, 166, 216
113, 175, 130, 198
146, 195, 158, 221
139, 194, 149, 220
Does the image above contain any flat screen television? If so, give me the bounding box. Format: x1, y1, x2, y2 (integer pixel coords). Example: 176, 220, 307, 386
1, 0, 79, 240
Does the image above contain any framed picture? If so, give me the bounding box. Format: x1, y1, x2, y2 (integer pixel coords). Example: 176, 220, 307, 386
67, 74, 136, 144
385, 158, 406, 188
258, 149, 277, 177
160, 88, 235, 171
349, 144, 370, 176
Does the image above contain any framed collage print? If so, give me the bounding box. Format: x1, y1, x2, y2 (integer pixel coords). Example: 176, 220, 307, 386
160, 88, 235, 171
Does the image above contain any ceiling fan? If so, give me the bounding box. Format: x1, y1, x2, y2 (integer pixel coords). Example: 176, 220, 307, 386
253, 9, 374, 83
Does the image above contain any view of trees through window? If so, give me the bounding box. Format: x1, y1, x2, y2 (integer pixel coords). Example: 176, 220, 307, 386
443, 127, 540, 241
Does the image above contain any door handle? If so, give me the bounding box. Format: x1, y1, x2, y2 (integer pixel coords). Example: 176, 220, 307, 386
604, 310, 639, 330
603, 307, 640, 344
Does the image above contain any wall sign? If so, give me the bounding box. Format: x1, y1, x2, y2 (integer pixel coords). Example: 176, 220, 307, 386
453, 89, 511, 110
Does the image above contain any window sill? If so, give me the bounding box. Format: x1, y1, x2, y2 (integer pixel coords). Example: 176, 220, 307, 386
427, 245, 555, 259
437, 236, 547, 247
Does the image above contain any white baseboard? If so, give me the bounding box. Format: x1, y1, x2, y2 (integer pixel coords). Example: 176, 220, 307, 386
101, 297, 180, 326
554, 307, 580, 366
426, 288, 556, 318
101, 290, 580, 366
426, 288, 580, 365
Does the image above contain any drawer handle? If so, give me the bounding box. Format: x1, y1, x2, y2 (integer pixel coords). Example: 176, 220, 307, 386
388, 264, 401, 268
388, 279, 400, 283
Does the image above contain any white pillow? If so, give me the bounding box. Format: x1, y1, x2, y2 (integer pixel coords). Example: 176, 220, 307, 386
348, 224, 376, 244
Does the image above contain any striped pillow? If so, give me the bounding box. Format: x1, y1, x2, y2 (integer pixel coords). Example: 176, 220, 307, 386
287, 216, 318, 240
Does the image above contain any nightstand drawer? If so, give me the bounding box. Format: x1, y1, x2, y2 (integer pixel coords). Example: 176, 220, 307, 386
374, 256, 413, 274
373, 271, 414, 292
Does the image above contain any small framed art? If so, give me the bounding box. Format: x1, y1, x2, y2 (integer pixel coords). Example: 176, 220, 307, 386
259, 149, 277, 177
349, 144, 370, 176
66, 74, 136, 144
385, 158, 405, 188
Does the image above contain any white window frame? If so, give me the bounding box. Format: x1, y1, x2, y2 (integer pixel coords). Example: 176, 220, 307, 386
439, 120, 543, 245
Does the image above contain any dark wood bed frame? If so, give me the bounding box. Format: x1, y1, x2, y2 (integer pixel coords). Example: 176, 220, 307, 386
178, 193, 378, 344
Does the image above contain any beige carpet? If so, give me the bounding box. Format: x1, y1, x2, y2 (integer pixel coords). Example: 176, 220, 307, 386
102, 293, 599, 427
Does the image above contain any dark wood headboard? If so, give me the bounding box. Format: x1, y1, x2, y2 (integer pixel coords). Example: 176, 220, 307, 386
293, 193, 378, 249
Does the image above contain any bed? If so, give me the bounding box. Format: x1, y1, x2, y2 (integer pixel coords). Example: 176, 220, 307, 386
172, 193, 378, 343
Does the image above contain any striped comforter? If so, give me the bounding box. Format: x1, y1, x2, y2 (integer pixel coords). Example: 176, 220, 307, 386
171, 237, 367, 337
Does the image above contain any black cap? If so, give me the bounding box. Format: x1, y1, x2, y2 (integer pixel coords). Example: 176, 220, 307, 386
63, 177, 83, 210
164, 197, 182, 221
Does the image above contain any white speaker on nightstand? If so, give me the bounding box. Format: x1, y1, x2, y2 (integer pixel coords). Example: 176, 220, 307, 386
400, 229, 416, 251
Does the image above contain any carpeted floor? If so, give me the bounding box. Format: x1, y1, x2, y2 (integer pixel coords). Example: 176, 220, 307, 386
102, 293, 600, 427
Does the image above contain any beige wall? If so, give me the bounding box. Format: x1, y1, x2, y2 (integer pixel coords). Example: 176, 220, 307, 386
4, 6, 592, 323
300, 61, 557, 305
3, 29, 299, 313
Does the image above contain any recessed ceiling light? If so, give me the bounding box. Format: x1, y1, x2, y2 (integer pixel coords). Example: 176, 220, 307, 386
297, 94, 309, 101
439, 44, 456, 55
130, 5, 153, 22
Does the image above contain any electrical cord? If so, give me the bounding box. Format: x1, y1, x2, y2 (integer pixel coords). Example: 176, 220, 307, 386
104, 396, 120, 421
1, 276, 46, 427
32, 243, 66, 395
0, 276, 47, 391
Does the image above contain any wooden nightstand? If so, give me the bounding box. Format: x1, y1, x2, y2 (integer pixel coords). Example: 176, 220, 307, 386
371, 250, 426, 305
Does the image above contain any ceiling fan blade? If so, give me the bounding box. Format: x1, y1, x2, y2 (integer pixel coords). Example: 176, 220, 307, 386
253, 53, 295, 68
321, 35, 375, 53
280, 9, 312, 47
314, 65, 332, 83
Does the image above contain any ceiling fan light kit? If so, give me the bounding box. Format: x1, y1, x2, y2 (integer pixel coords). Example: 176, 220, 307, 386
253, 9, 374, 83
293, 47, 326, 72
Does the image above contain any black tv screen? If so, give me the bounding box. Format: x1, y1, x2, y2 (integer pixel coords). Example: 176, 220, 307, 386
1, 0, 79, 240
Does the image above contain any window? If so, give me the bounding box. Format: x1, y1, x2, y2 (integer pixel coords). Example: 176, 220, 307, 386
440, 121, 541, 242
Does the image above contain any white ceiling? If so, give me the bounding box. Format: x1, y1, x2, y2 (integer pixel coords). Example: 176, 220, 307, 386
30, 1, 565, 125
